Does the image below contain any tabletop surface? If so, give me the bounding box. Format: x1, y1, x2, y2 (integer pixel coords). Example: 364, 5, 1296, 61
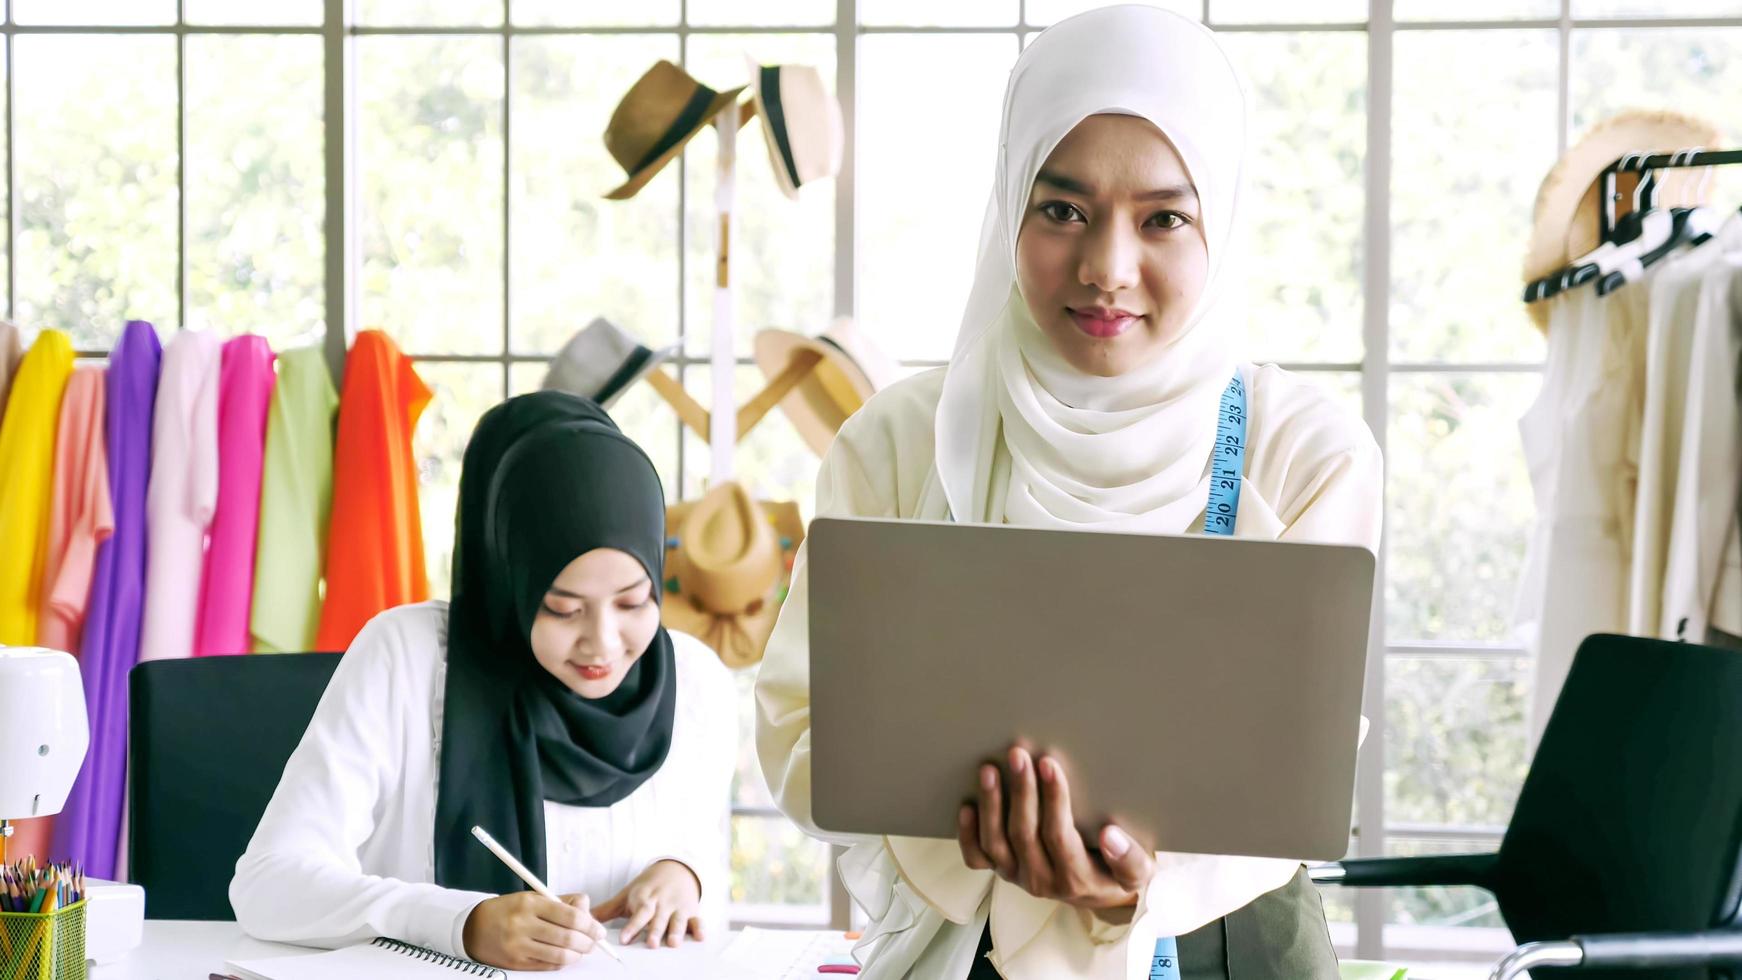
87, 919, 844, 980
91, 920, 309, 979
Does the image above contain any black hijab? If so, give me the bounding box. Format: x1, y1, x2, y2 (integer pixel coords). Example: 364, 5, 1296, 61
433, 392, 675, 894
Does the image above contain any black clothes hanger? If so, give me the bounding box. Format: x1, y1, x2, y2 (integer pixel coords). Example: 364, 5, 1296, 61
1524, 152, 1664, 304
1523, 146, 1742, 306
1597, 148, 1729, 295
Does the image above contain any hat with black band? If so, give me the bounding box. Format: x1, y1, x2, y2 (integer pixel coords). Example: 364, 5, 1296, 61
604, 60, 747, 201
747, 60, 843, 200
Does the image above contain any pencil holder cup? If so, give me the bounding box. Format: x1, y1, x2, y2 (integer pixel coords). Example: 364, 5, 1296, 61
0, 901, 86, 980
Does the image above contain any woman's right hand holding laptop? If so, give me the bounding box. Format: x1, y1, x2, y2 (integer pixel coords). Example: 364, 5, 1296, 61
957, 744, 1156, 923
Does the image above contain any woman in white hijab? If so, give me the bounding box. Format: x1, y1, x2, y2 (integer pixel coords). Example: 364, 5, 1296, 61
757, 5, 1381, 977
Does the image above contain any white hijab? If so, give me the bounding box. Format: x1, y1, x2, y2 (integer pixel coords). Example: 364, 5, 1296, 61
935, 3, 1250, 530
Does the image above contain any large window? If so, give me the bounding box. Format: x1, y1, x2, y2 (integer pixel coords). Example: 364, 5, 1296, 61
20, 0, 1740, 964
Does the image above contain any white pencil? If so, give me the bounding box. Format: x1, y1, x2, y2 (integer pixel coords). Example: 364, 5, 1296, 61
470, 825, 623, 963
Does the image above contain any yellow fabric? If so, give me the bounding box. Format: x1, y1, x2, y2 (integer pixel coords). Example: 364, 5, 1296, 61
0, 330, 76, 645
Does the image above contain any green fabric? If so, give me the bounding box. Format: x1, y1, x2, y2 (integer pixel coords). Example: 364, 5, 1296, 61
1176, 866, 1342, 979
249, 346, 338, 653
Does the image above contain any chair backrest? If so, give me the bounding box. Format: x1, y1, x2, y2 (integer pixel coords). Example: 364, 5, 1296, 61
1495, 634, 1742, 980
128, 653, 341, 920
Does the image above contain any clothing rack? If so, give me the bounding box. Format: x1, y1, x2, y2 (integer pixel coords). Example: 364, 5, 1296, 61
1598, 148, 1742, 239
1524, 148, 1742, 304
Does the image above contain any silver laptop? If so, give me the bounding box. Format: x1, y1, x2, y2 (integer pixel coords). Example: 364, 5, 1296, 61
806, 517, 1375, 862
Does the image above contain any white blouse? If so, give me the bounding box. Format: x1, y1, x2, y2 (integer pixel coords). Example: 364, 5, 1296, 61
757, 364, 1384, 980
1628, 217, 1742, 645
230, 601, 738, 960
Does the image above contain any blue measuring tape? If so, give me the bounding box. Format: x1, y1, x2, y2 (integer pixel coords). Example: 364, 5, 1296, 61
1151, 371, 1245, 979
1149, 935, 1181, 979
1202, 371, 1247, 537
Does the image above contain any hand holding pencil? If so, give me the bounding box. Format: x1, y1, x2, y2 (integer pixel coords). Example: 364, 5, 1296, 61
460, 826, 622, 970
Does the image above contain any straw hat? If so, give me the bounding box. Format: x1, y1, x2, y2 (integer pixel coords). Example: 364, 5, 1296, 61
604, 60, 747, 201
752, 317, 902, 456
661, 482, 805, 669
747, 61, 845, 200
541, 317, 678, 409
1523, 109, 1720, 330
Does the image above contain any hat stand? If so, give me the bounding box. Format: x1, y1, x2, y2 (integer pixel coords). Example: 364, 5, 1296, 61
643, 346, 822, 445
705, 100, 741, 482
636, 92, 830, 451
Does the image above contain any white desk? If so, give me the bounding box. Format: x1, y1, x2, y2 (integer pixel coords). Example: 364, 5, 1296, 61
87, 921, 845, 979
89, 921, 307, 979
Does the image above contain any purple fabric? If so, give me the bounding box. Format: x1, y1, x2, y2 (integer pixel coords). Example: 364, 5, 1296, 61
51, 320, 161, 879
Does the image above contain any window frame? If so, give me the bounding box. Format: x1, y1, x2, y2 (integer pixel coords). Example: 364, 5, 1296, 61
23, 0, 1742, 961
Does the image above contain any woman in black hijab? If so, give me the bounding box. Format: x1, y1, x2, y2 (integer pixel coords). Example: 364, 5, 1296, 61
231, 393, 739, 972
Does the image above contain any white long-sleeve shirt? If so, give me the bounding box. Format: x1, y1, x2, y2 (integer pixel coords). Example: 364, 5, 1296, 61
230, 600, 738, 959
756, 364, 1384, 980
1660, 225, 1742, 642
1629, 216, 1742, 644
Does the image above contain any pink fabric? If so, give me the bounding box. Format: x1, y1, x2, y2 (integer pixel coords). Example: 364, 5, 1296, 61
139, 330, 222, 663
193, 335, 276, 656
37, 367, 113, 654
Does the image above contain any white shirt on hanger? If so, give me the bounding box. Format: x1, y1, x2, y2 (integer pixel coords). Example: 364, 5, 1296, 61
229, 601, 738, 960
1629, 226, 1730, 636
1517, 277, 1649, 747
1661, 214, 1742, 641
1521, 213, 1742, 741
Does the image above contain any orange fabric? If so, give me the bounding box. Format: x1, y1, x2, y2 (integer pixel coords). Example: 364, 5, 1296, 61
315, 331, 432, 652
17, 367, 108, 873
6, 818, 52, 864
39, 367, 114, 654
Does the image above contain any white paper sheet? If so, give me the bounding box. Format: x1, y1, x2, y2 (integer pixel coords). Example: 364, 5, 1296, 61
720, 928, 858, 980
504, 937, 755, 978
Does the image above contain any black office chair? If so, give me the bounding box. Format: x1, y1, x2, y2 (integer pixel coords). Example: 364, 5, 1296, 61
128, 653, 341, 920
1314, 634, 1742, 979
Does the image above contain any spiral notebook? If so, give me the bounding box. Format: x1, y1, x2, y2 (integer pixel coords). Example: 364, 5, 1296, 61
226, 938, 510, 980
226, 935, 756, 979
